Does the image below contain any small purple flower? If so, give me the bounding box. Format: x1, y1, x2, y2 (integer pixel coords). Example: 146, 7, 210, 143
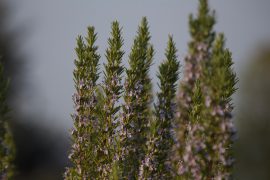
79, 80, 85, 89
134, 81, 143, 94
159, 109, 166, 119
205, 96, 211, 107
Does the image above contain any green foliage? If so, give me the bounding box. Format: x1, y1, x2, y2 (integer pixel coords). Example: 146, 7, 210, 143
174, 0, 212, 176
139, 36, 180, 179
189, 0, 215, 45
179, 0, 216, 114
64, 27, 101, 179
174, 81, 207, 179
175, 1, 216, 161
99, 21, 124, 179
0, 59, 15, 179
174, 0, 237, 179
200, 34, 237, 178
205, 34, 237, 101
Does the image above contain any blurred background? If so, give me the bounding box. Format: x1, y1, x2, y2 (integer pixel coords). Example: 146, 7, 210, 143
0, 0, 269, 179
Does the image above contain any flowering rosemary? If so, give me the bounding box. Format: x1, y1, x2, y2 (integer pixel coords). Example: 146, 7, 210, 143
99, 21, 124, 179
139, 36, 180, 179
176, 0, 215, 139
121, 17, 154, 178
174, 81, 207, 179
174, 0, 237, 178
65, 27, 101, 179
200, 34, 237, 178
64, 2, 237, 178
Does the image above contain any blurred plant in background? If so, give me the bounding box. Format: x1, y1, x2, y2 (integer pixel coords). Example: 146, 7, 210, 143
235, 44, 270, 180
201, 33, 236, 178
0, 59, 15, 179
172, 0, 237, 179
173, 0, 216, 178
0, 1, 69, 179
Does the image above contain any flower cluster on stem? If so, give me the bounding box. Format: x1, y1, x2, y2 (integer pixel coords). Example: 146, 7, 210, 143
176, 0, 215, 144
174, 82, 207, 179
200, 34, 237, 178
174, 0, 215, 176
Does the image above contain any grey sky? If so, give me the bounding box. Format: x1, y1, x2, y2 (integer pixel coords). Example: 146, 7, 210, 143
8, 0, 270, 132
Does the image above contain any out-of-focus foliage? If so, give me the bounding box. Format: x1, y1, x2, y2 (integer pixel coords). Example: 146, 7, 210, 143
235, 45, 270, 180
173, 0, 237, 179
0, 2, 69, 179
0, 59, 15, 179
173, 1, 216, 176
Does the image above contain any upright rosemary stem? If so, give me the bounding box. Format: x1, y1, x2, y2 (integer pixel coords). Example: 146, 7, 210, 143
121, 17, 154, 179
139, 36, 180, 179
100, 21, 124, 179
65, 27, 101, 179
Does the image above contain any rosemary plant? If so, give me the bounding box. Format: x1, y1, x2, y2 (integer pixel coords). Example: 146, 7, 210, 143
120, 17, 154, 179
99, 21, 124, 179
174, 0, 237, 179
201, 34, 237, 178
65, 2, 237, 178
139, 36, 180, 179
65, 27, 101, 179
